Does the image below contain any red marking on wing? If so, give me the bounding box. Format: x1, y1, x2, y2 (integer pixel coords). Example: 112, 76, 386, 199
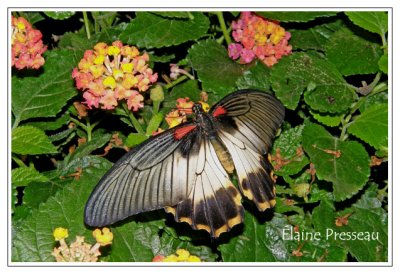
213, 106, 227, 117
174, 125, 197, 140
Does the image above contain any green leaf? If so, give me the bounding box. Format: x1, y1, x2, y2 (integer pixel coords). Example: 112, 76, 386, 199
310, 110, 343, 127
18, 12, 45, 25
146, 113, 164, 135
188, 40, 243, 98
271, 125, 309, 176
150, 11, 191, 19
302, 122, 370, 201
337, 185, 388, 262
378, 52, 388, 74
119, 12, 210, 48
126, 133, 148, 148
256, 12, 337, 22
148, 53, 175, 63
44, 11, 75, 20
326, 28, 382, 76
12, 157, 112, 262
219, 213, 346, 262
27, 112, 70, 131
58, 133, 112, 175
348, 103, 388, 150
12, 50, 79, 125
359, 92, 388, 113
12, 126, 58, 155
164, 80, 201, 109
107, 215, 217, 262
289, 19, 345, 51
270, 52, 354, 112
12, 166, 49, 187
312, 199, 336, 238
23, 178, 65, 209
345, 12, 388, 36
235, 61, 270, 91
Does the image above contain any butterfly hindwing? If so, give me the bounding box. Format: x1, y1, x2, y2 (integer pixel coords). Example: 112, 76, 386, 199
211, 90, 284, 211
84, 122, 200, 227
166, 136, 244, 238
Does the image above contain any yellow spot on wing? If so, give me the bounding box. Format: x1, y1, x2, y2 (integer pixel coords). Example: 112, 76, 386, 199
196, 224, 211, 233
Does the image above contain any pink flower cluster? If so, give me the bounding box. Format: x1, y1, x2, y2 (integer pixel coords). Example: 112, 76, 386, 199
228, 12, 292, 67
72, 41, 158, 111
11, 16, 47, 70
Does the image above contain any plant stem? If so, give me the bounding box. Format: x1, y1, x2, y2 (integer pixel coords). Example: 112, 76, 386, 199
70, 117, 87, 131
122, 102, 145, 134
216, 12, 232, 45
82, 11, 91, 39
153, 100, 161, 114
85, 118, 92, 141
164, 75, 189, 90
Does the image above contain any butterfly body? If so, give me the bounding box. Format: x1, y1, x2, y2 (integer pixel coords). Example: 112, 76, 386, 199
85, 90, 284, 238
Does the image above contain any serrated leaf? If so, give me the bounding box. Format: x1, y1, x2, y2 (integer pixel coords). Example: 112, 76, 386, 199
378, 52, 388, 74
326, 28, 382, 76
270, 52, 354, 112
44, 11, 75, 20
256, 12, 337, 22
119, 12, 209, 48
235, 61, 270, 91
348, 103, 388, 150
289, 19, 345, 51
312, 199, 336, 238
188, 40, 243, 98
345, 12, 388, 36
310, 111, 343, 127
271, 125, 309, 176
302, 122, 370, 201
126, 133, 148, 148
219, 213, 346, 262
150, 11, 191, 19
12, 157, 112, 262
12, 50, 79, 125
337, 185, 388, 261
146, 113, 164, 135
12, 166, 49, 187
12, 126, 58, 155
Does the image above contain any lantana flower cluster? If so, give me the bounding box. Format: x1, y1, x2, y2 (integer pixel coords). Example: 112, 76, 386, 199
72, 41, 158, 111
152, 249, 202, 262
165, 97, 210, 129
51, 227, 113, 262
11, 16, 47, 70
228, 12, 292, 67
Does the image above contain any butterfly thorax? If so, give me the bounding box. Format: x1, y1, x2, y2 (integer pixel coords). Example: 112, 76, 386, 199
193, 103, 235, 174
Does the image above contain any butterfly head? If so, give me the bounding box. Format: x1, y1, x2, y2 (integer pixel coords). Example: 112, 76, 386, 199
192, 102, 204, 115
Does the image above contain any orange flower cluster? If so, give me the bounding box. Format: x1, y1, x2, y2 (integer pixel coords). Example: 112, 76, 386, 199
228, 12, 292, 67
165, 98, 210, 129
11, 16, 47, 70
72, 41, 158, 110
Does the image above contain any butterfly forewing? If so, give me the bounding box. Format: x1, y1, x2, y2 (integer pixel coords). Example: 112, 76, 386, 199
84, 122, 200, 227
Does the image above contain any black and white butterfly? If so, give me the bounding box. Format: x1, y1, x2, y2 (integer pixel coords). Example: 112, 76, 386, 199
85, 90, 285, 238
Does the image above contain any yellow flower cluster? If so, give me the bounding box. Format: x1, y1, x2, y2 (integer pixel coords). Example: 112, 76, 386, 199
51, 227, 113, 262
152, 249, 202, 262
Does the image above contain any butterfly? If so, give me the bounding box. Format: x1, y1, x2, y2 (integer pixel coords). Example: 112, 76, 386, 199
85, 89, 285, 238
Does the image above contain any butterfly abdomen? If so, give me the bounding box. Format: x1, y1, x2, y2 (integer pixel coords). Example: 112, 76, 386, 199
210, 138, 235, 174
